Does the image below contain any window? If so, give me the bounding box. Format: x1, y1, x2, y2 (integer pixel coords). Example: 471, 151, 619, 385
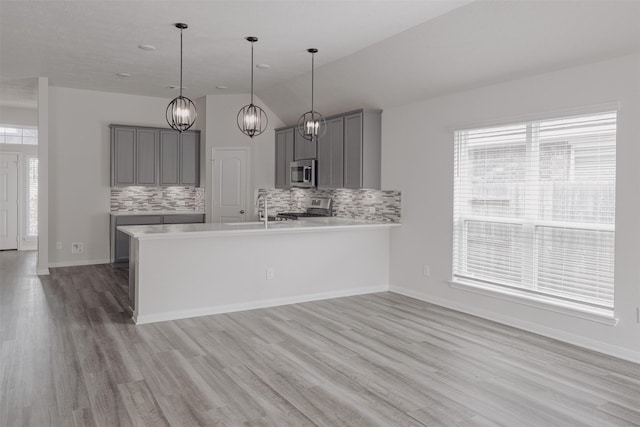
0, 126, 38, 145
27, 157, 38, 237
452, 111, 617, 314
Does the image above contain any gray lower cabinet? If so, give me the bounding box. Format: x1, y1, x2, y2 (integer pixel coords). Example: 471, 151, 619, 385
111, 213, 205, 263
343, 110, 382, 190
112, 215, 162, 263
275, 127, 295, 188
317, 117, 344, 188
111, 124, 200, 188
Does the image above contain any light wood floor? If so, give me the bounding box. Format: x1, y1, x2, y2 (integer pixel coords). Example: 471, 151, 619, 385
1, 251, 639, 426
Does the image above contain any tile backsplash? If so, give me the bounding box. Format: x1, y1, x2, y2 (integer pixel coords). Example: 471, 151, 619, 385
258, 188, 401, 223
111, 187, 205, 212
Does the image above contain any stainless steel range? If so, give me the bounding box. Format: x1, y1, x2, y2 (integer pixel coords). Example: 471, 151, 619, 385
276, 197, 332, 221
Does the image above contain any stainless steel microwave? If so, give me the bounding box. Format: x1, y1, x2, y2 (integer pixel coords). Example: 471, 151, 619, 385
289, 160, 316, 188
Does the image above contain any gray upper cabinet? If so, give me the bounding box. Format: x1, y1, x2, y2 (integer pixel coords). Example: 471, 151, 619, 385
111, 124, 200, 188
275, 127, 294, 188
180, 131, 200, 186
136, 129, 159, 185
274, 109, 381, 190
160, 130, 180, 186
317, 117, 344, 188
111, 127, 137, 186
294, 129, 317, 160
343, 110, 382, 190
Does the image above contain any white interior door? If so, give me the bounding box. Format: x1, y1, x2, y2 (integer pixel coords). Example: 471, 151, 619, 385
0, 153, 19, 250
212, 148, 249, 223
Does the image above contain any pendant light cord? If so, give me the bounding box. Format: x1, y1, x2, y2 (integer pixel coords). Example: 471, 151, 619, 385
250, 41, 254, 105
179, 27, 184, 98
311, 52, 315, 122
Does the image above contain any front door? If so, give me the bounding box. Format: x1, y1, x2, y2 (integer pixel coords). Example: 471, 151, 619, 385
0, 153, 19, 250
212, 148, 249, 223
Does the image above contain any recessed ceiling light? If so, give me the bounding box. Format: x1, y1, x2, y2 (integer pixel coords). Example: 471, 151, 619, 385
256, 64, 271, 70
216, 85, 228, 90
168, 85, 187, 90
138, 44, 156, 51
116, 72, 132, 77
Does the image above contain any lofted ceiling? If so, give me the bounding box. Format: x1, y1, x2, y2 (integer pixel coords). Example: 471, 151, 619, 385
0, 0, 470, 108
1, 1, 639, 125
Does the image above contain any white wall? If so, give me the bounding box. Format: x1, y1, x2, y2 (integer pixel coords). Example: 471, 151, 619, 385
383, 53, 640, 362
0, 106, 37, 126
47, 88, 283, 266
48, 87, 171, 266
204, 94, 284, 220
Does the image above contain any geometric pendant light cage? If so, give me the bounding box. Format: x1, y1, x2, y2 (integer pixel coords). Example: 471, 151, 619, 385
166, 23, 197, 132
297, 48, 326, 141
237, 36, 268, 138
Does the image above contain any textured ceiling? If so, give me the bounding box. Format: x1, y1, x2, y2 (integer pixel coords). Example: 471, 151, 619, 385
0, 0, 470, 108
2, 1, 638, 124
261, 0, 640, 124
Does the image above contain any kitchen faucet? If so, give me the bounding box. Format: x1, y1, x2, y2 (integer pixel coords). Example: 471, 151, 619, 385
256, 194, 268, 227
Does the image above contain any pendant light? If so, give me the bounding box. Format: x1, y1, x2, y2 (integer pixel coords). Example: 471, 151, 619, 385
166, 23, 197, 132
297, 48, 326, 141
237, 37, 268, 138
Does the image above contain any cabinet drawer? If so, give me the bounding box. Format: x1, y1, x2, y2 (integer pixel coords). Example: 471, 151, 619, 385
116, 215, 163, 226
162, 214, 205, 224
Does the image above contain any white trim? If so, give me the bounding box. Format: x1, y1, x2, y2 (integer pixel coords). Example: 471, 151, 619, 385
134, 284, 389, 325
48, 258, 111, 268
36, 268, 50, 275
389, 285, 640, 364
0, 151, 22, 250
449, 279, 616, 325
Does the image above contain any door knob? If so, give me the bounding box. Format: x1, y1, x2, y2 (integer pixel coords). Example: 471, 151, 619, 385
240, 210, 245, 214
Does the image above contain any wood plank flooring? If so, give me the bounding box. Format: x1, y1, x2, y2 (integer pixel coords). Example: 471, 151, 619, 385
1, 250, 639, 426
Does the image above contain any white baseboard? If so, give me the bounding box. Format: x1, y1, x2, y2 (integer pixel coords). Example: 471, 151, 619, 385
389, 285, 640, 364
36, 268, 50, 276
134, 284, 389, 325
48, 258, 111, 268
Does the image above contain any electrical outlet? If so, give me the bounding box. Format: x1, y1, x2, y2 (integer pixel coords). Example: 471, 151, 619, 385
423, 264, 430, 277
71, 242, 83, 254
266, 267, 275, 280
56, 241, 62, 250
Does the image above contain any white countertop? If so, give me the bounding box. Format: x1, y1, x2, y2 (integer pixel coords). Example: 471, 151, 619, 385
118, 217, 400, 240
110, 210, 205, 217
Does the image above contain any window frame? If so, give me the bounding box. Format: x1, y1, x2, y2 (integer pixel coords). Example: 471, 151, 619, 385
451, 109, 617, 323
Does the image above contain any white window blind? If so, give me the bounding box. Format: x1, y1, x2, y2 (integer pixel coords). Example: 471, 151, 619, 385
452, 111, 616, 312
27, 157, 38, 237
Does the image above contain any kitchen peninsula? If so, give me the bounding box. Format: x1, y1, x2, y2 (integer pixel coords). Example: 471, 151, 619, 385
120, 218, 399, 324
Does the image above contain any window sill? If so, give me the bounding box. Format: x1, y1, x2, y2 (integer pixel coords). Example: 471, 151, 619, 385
449, 279, 617, 326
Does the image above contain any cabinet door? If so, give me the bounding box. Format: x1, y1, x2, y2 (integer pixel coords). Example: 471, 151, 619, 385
180, 131, 200, 186
344, 112, 363, 189
114, 215, 162, 262
275, 128, 294, 188
317, 117, 344, 188
294, 129, 317, 160
136, 129, 158, 185
160, 130, 180, 186
112, 127, 136, 186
